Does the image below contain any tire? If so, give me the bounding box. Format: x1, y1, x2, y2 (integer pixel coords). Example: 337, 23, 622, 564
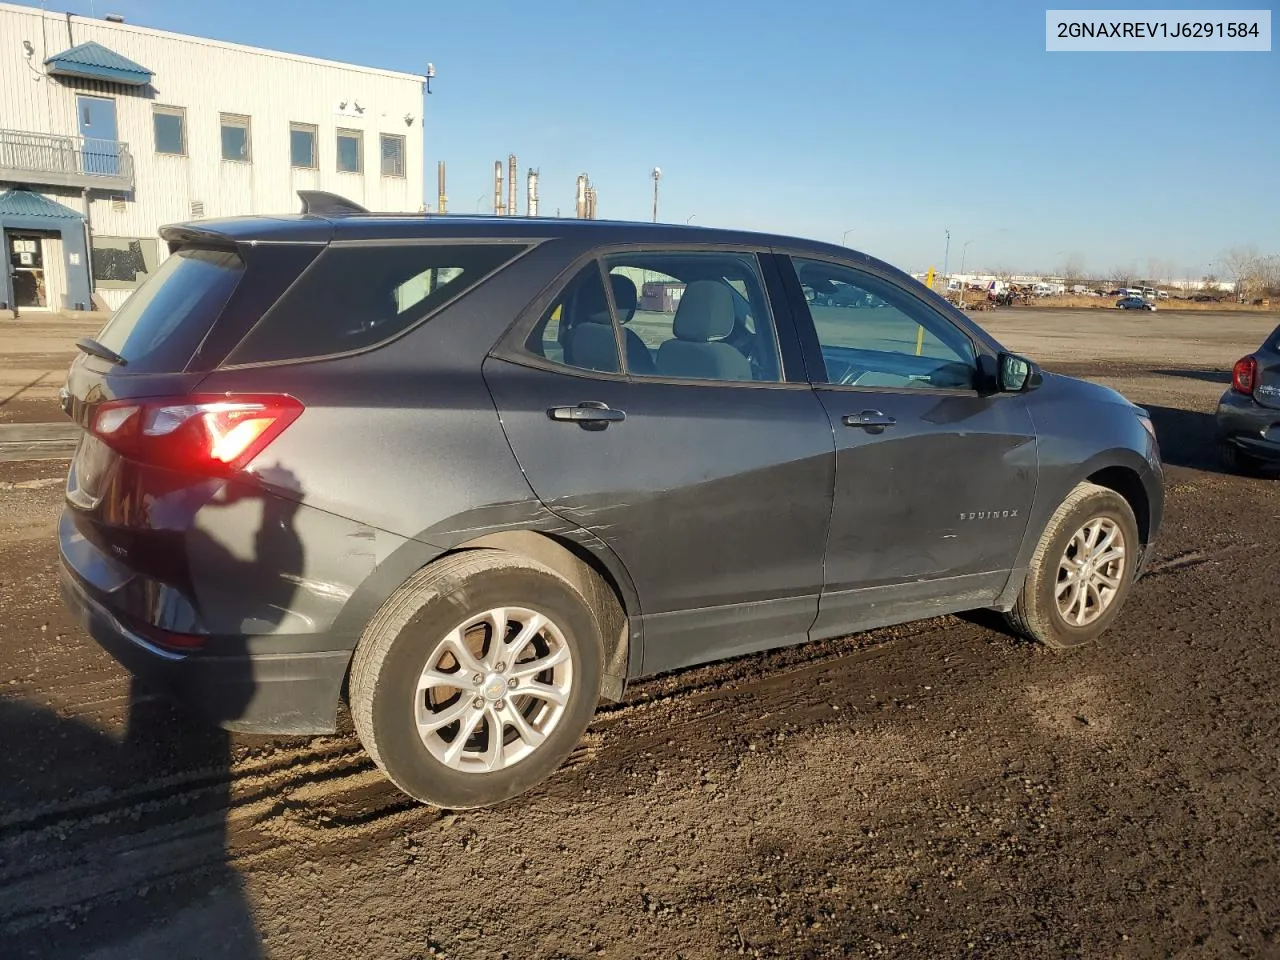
1220, 441, 1265, 476
1004, 482, 1140, 650
349, 549, 604, 808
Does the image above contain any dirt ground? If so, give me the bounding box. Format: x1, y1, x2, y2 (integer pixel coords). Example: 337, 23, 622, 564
1, 310, 1278, 959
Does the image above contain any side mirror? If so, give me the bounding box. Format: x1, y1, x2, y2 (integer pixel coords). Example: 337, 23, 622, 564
997, 352, 1042, 392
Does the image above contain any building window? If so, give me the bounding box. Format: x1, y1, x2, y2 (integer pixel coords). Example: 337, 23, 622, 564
90, 235, 160, 290
220, 113, 251, 162
337, 128, 362, 173
380, 134, 405, 178
290, 122, 318, 169
153, 105, 186, 155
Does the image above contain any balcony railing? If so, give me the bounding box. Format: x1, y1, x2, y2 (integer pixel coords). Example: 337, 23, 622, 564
0, 129, 135, 192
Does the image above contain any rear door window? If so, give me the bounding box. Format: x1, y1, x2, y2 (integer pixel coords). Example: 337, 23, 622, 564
226, 242, 527, 364
602, 251, 783, 383
92, 247, 244, 373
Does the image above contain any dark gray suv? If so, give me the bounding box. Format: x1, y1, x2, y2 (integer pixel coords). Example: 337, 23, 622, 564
58, 194, 1164, 808
1217, 323, 1280, 473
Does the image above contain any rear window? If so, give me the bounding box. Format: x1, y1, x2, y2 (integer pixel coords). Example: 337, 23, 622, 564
93, 247, 243, 373
225, 243, 527, 364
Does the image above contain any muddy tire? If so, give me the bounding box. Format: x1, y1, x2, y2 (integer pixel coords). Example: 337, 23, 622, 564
349, 550, 603, 808
1005, 482, 1140, 650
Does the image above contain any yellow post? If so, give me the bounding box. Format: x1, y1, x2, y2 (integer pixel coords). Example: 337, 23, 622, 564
915, 324, 925, 356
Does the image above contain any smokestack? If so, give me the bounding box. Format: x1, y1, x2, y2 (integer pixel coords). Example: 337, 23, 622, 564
527, 167, 539, 217
437, 160, 447, 214
493, 160, 504, 215
575, 174, 587, 219
585, 186, 597, 220
507, 154, 517, 216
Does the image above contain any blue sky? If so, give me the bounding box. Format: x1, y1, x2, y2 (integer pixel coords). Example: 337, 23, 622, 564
22, 0, 1278, 276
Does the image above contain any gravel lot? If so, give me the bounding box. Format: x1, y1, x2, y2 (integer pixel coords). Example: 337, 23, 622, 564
0, 309, 1277, 959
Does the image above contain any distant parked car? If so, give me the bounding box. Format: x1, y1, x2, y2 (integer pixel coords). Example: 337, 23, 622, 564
1116, 296, 1156, 311
1217, 323, 1280, 474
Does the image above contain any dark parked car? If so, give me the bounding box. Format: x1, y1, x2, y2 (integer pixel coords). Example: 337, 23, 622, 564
58, 193, 1164, 808
1217, 323, 1280, 474
1116, 296, 1156, 311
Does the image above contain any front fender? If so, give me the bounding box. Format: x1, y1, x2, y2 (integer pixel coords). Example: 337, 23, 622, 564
992, 377, 1164, 609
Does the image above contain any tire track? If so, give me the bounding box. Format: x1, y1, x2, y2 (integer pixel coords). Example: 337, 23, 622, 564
0, 492, 1265, 940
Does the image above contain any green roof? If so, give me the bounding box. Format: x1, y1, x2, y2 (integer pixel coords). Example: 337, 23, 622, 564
0, 189, 83, 220
45, 41, 153, 86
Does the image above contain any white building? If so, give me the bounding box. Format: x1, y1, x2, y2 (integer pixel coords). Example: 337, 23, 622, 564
0, 3, 425, 312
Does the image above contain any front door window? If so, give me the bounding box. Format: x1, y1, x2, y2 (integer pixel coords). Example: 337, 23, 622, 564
792, 257, 977, 390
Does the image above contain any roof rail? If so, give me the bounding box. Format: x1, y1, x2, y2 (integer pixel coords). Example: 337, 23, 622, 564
297, 190, 369, 217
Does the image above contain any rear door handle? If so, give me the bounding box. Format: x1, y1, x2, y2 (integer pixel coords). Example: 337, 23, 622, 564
547, 401, 626, 428
842, 410, 896, 432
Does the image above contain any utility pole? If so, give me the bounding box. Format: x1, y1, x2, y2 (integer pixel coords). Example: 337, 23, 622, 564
943, 228, 951, 278
958, 240, 973, 309
841, 228, 854, 247
651, 167, 661, 223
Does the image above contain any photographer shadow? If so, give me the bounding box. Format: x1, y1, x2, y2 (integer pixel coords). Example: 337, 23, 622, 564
0, 465, 306, 959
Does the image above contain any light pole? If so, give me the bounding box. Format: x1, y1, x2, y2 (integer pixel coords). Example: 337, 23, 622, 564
475, 194, 485, 213
651, 167, 662, 223
958, 240, 973, 308
686, 214, 696, 224
841, 228, 854, 247
943, 228, 951, 278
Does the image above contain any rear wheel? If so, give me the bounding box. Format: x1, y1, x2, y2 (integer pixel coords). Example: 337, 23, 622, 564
350, 550, 603, 808
1005, 482, 1140, 650
1220, 441, 1265, 476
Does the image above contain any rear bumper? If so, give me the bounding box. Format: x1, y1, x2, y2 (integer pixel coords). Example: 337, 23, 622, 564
59, 557, 349, 735
1216, 391, 1280, 462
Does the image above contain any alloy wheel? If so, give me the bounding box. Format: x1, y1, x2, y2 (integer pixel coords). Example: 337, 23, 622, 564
414, 606, 573, 773
1055, 517, 1127, 627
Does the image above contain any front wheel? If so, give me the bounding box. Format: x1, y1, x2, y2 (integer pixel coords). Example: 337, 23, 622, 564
349, 550, 604, 808
1005, 482, 1140, 650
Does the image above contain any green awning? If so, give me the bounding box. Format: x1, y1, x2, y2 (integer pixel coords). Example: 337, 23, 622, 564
0, 189, 83, 220
44, 41, 153, 86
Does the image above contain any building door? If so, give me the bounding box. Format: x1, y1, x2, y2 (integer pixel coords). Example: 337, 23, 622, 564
77, 95, 120, 176
8, 233, 48, 308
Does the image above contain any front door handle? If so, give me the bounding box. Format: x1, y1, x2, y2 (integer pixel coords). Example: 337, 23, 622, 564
547, 401, 626, 428
842, 410, 897, 433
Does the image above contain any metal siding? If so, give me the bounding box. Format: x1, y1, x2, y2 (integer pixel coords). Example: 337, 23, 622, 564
2, 2, 424, 283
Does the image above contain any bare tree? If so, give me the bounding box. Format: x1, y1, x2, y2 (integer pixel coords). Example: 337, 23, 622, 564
1110, 265, 1134, 288
1221, 245, 1260, 295
1257, 254, 1280, 297
1059, 253, 1086, 288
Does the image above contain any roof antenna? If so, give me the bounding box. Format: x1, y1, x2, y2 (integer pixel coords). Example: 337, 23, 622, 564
297, 190, 369, 217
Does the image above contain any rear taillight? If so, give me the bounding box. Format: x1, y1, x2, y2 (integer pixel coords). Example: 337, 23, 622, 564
90, 394, 303, 473
1232, 356, 1258, 396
